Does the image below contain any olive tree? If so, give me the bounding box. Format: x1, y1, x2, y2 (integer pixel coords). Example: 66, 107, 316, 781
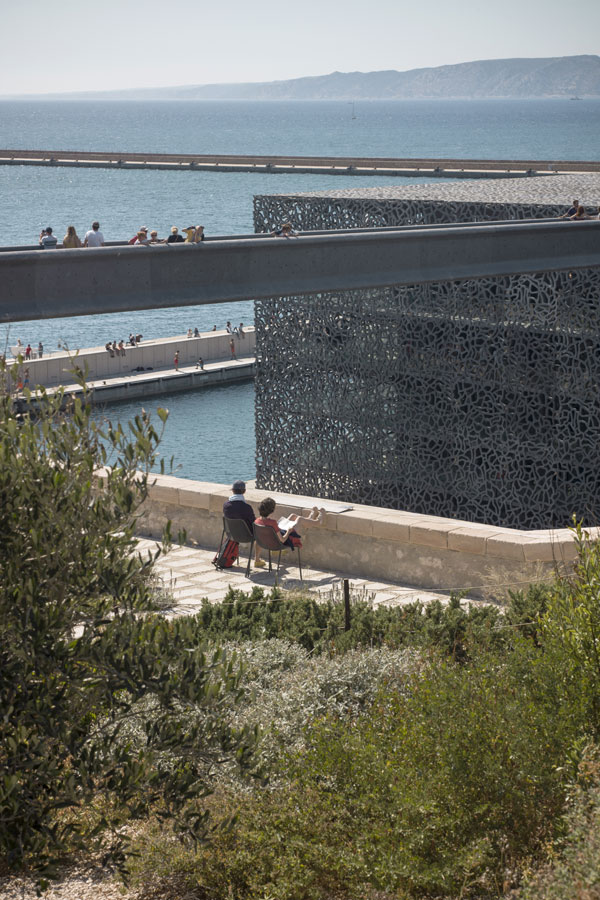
0, 374, 255, 883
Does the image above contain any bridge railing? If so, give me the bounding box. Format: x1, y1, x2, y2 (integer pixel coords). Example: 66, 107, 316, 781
0, 220, 599, 323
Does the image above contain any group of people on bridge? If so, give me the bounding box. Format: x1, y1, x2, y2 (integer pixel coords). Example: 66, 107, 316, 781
34, 204, 597, 253
38, 221, 206, 249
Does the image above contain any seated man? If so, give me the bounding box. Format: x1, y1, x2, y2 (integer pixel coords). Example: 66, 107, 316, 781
39, 226, 58, 249
560, 199, 579, 219
223, 480, 256, 532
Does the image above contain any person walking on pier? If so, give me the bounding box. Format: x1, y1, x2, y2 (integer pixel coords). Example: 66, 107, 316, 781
229, 338, 236, 360
83, 221, 105, 248
174, 350, 180, 371
38, 342, 43, 358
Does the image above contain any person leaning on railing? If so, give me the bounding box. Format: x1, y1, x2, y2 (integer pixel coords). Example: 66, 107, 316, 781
570, 205, 590, 220
39, 226, 58, 249
62, 225, 82, 248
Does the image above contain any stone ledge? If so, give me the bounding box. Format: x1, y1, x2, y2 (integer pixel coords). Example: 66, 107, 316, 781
409, 522, 451, 549
137, 476, 590, 568
178, 481, 229, 511
447, 526, 501, 556
485, 534, 530, 561
371, 517, 412, 543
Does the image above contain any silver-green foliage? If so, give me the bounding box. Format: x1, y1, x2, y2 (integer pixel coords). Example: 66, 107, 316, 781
225, 640, 419, 771
0, 380, 255, 882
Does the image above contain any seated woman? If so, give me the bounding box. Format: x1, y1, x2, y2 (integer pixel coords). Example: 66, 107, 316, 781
570, 205, 589, 220
253, 497, 322, 568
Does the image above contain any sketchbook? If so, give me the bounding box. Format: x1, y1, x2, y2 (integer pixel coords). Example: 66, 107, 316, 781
277, 516, 297, 531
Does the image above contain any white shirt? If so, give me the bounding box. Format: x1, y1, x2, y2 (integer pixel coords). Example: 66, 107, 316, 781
84, 229, 104, 247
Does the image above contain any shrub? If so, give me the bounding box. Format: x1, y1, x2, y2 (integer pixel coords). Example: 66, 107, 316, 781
133, 535, 600, 900
539, 524, 600, 739
0, 383, 256, 882
515, 748, 600, 900
196, 588, 508, 658
226, 640, 419, 771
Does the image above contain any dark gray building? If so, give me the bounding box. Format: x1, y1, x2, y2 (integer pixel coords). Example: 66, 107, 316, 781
253, 176, 600, 529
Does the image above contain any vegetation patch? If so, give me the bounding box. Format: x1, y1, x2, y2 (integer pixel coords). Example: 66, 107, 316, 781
5, 365, 600, 899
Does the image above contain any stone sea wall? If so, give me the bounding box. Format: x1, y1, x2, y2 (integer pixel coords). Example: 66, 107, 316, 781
136, 475, 586, 597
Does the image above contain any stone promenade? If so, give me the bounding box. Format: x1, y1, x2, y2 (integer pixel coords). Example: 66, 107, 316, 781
138, 537, 457, 615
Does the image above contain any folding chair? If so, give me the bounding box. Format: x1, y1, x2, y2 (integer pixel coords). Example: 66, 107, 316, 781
222, 516, 255, 577
253, 522, 303, 585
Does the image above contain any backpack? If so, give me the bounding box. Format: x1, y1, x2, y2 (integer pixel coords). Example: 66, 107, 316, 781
212, 538, 239, 569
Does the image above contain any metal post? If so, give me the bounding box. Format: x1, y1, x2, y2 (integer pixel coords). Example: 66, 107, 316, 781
344, 579, 351, 631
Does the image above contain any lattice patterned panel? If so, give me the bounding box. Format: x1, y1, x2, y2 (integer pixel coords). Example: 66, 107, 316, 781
255, 267, 600, 529
253, 194, 565, 231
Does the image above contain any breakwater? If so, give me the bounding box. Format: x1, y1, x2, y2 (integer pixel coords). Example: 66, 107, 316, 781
2, 149, 599, 177
7, 328, 255, 404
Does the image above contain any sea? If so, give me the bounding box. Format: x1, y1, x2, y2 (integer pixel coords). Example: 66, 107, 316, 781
1, 98, 599, 482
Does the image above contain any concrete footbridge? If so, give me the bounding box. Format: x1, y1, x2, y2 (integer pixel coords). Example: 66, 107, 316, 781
1, 149, 600, 178
0, 220, 599, 323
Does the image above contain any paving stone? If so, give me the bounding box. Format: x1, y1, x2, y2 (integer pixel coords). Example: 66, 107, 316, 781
137, 541, 460, 612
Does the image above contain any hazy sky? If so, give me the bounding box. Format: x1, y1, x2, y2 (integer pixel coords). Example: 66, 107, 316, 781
1, 0, 599, 95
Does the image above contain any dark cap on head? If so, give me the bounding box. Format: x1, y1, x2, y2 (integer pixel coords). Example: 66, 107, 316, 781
232, 480, 246, 493
45, 227, 53, 233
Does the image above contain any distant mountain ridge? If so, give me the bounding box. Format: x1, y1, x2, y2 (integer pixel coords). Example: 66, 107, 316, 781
7, 56, 600, 101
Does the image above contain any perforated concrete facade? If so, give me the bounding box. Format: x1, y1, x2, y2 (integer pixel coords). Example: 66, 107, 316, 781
253, 180, 600, 529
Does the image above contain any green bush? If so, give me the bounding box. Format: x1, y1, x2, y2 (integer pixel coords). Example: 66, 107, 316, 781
196, 588, 509, 658
515, 749, 600, 900
137, 565, 597, 899
0, 384, 256, 882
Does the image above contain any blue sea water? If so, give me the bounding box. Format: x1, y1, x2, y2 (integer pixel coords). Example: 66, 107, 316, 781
1, 99, 599, 480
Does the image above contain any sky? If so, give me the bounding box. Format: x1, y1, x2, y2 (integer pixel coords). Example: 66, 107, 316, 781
0, 0, 599, 95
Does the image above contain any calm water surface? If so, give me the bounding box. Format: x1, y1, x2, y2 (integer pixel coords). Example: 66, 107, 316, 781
92, 382, 256, 485
2, 99, 599, 479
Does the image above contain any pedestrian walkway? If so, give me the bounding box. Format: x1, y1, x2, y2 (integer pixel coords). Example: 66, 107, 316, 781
138, 538, 459, 616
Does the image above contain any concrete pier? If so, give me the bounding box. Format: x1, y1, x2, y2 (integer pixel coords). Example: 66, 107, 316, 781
7, 328, 256, 403
1, 149, 599, 178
